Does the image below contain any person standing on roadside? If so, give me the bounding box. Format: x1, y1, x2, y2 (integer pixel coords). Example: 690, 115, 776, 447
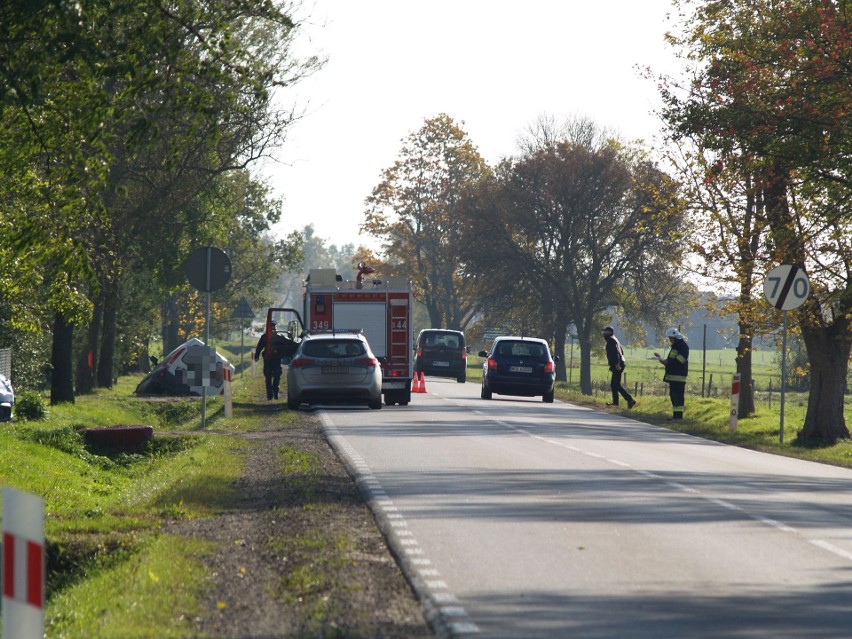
654, 327, 689, 419
254, 321, 282, 400
603, 326, 637, 409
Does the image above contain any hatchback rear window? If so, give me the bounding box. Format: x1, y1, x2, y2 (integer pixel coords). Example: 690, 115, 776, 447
302, 340, 366, 358
421, 332, 462, 348
496, 342, 546, 358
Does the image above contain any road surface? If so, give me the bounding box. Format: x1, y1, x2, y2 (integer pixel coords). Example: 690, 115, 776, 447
316, 377, 852, 638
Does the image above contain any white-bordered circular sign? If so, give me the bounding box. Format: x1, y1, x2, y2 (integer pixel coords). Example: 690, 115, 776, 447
763, 264, 810, 311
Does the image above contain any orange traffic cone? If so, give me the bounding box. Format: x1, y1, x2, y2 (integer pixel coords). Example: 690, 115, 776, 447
412, 372, 423, 393
419, 372, 428, 393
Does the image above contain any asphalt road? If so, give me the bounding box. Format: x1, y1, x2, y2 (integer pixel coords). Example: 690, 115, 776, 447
317, 377, 852, 639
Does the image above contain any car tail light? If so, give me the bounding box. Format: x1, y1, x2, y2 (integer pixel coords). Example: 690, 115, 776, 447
290, 357, 315, 369
487, 357, 499, 370
461, 351, 467, 360
355, 357, 378, 368
544, 360, 554, 373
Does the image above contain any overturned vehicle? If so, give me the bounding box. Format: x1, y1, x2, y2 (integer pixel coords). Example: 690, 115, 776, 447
135, 338, 235, 396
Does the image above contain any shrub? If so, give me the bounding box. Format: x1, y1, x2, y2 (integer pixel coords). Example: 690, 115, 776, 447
16, 390, 48, 421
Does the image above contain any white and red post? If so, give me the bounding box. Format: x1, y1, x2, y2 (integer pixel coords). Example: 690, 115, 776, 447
2, 487, 45, 639
224, 366, 233, 417
729, 373, 741, 432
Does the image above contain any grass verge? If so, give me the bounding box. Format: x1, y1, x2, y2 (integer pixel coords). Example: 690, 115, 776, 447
0, 373, 250, 637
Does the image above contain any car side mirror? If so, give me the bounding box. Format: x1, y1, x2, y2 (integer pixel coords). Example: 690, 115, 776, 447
554, 355, 560, 362
478, 350, 488, 357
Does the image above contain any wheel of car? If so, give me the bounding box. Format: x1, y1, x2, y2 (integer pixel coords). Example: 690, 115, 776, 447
457, 375, 466, 383
287, 398, 300, 410
543, 389, 554, 403
368, 397, 383, 410
481, 382, 492, 399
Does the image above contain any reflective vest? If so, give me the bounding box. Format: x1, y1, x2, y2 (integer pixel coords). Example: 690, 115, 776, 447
663, 339, 689, 383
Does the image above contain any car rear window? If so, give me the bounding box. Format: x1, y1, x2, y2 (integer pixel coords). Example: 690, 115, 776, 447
302, 340, 366, 358
496, 341, 547, 358
422, 332, 462, 348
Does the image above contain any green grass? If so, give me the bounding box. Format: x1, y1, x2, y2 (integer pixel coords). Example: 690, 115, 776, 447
0, 369, 252, 638
45, 534, 213, 639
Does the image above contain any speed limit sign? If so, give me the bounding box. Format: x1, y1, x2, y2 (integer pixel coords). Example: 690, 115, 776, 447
764, 264, 810, 311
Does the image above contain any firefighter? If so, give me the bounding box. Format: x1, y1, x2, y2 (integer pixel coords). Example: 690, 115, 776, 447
654, 327, 689, 419
254, 321, 282, 400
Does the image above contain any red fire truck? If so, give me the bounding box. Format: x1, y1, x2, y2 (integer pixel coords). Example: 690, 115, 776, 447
303, 265, 413, 406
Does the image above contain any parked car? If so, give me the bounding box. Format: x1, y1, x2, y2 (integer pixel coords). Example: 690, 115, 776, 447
479, 336, 558, 402
135, 338, 235, 396
0, 373, 14, 422
287, 331, 383, 409
414, 329, 467, 383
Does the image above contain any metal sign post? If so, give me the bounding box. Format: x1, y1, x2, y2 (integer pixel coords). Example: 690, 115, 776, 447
185, 247, 232, 428
763, 264, 810, 444
231, 296, 255, 377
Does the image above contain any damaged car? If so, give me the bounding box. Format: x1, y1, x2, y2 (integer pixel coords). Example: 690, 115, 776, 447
135, 338, 235, 396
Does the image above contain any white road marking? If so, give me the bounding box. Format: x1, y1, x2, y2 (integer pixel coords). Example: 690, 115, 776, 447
434, 391, 852, 566
320, 412, 479, 636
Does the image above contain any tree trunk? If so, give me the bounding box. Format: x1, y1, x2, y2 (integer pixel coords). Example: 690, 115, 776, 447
798, 319, 851, 444
763, 168, 850, 443
75, 295, 102, 393
735, 326, 756, 416
553, 329, 567, 383
50, 312, 75, 405
578, 328, 593, 395
97, 279, 119, 388
161, 296, 180, 354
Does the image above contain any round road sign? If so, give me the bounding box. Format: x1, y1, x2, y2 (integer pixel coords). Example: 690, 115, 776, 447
763, 264, 810, 311
185, 246, 231, 292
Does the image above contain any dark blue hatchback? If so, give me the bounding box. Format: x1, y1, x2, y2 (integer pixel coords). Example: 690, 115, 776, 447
478, 336, 557, 403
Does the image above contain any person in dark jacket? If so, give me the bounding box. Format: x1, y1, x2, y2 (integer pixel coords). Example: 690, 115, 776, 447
254, 321, 282, 400
603, 326, 636, 409
654, 327, 689, 419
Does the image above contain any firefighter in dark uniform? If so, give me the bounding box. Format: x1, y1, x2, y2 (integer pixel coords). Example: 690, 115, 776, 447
254, 321, 282, 400
603, 326, 637, 409
655, 327, 689, 419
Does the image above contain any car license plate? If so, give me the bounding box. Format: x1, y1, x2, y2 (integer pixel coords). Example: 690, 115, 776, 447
322, 366, 349, 374
433, 361, 449, 367
510, 366, 533, 373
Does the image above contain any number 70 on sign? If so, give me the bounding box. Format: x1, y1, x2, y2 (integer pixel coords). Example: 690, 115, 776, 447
763, 264, 810, 311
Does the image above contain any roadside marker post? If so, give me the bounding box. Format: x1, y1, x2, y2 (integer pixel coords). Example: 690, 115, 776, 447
2, 486, 45, 639
224, 367, 233, 418
729, 373, 741, 432
763, 264, 810, 444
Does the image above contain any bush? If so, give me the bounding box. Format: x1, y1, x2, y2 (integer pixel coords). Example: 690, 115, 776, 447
16, 390, 48, 421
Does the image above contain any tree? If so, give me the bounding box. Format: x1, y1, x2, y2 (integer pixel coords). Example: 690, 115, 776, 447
660, 0, 852, 442
464, 123, 687, 394
363, 114, 490, 331
0, 1, 320, 400
662, 140, 773, 416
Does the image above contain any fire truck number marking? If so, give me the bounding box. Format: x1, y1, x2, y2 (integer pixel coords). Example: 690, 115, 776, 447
311, 320, 330, 331
392, 319, 407, 330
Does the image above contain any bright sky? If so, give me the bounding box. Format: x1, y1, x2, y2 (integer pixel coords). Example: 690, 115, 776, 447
261, 0, 684, 250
